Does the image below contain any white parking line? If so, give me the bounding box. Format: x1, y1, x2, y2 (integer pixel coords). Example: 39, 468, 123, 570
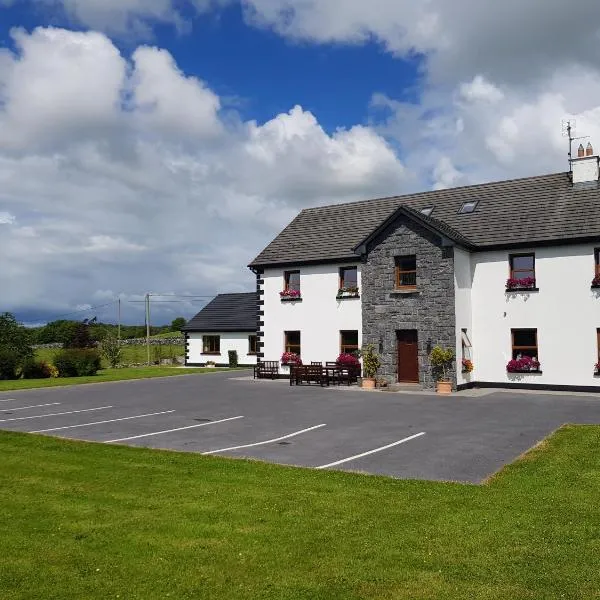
0, 399, 18, 403
203, 424, 327, 455
3, 403, 61, 412
105, 416, 244, 443
316, 432, 427, 470
0, 406, 113, 423
31, 411, 176, 433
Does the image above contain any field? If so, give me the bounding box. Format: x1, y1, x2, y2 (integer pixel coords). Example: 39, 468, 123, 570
0, 425, 599, 599
0, 366, 215, 391
35, 344, 185, 369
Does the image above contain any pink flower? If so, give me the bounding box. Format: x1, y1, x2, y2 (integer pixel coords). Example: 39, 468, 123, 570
507, 356, 540, 372
506, 277, 536, 290
280, 289, 301, 298
336, 353, 361, 367
281, 352, 302, 365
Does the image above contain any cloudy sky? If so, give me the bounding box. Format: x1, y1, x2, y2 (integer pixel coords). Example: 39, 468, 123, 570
1, 1, 600, 325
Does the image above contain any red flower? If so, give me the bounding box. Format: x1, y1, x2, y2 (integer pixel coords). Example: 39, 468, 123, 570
280, 289, 301, 298
336, 353, 361, 367
281, 352, 302, 365
506, 277, 536, 290
507, 356, 540, 372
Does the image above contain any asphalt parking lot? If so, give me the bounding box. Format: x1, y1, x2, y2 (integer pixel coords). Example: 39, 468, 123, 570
1, 370, 600, 483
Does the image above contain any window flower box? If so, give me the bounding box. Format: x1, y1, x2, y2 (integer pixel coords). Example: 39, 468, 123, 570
336, 286, 360, 299
281, 352, 302, 366
506, 277, 537, 292
461, 359, 474, 374
280, 289, 302, 301
507, 356, 541, 373
592, 276, 600, 289
595, 362, 600, 376
336, 353, 361, 368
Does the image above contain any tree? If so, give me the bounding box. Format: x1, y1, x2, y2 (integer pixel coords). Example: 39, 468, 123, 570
98, 334, 122, 368
63, 320, 95, 349
36, 320, 78, 345
0, 312, 33, 361
171, 317, 187, 332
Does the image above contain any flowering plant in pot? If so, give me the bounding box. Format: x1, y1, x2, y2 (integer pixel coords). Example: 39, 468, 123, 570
462, 359, 474, 374
335, 353, 361, 368
281, 352, 302, 366
337, 286, 360, 298
429, 346, 454, 394
280, 289, 301, 299
506, 356, 540, 373
506, 277, 536, 291
361, 344, 380, 390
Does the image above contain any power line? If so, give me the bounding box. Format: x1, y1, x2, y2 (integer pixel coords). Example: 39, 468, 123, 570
19, 301, 118, 325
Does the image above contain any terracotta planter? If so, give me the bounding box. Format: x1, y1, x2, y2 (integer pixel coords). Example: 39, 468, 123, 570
362, 377, 376, 390
436, 380, 452, 395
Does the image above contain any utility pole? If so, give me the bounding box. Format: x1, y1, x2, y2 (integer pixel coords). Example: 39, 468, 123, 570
117, 297, 121, 341
145, 293, 151, 366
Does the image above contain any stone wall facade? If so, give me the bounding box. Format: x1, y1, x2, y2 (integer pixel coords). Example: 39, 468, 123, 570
361, 215, 456, 390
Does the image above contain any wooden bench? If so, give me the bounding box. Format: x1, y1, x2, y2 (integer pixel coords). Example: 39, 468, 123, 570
254, 361, 280, 380
289, 365, 326, 386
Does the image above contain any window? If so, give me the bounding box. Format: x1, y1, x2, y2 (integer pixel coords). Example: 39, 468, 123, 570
421, 206, 434, 217
461, 329, 472, 360
339, 266, 358, 289
395, 255, 417, 289
509, 253, 535, 281
284, 331, 301, 355
340, 330, 359, 355
511, 329, 538, 360
459, 201, 478, 214
248, 335, 258, 355
284, 270, 301, 292
203, 335, 220, 354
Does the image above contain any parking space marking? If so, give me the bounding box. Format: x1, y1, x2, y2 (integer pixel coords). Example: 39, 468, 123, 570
31, 411, 176, 433
0, 406, 113, 423
203, 424, 327, 455
105, 416, 244, 443
316, 432, 427, 470
3, 403, 61, 412
0, 399, 18, 403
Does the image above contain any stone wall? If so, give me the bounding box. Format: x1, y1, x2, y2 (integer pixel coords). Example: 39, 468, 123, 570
361, 215, 456, 390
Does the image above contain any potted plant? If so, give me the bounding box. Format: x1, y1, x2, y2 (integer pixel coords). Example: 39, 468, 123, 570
205, 360, 216, 368
506, 277, 536, 291
281, 352, 302, 366
506, 356, 540, 373
462, 359, 474, 374
361, 344, 380, 390
336, 286, 360, 299
280, 289, 301, 300
429, 346, 454, 394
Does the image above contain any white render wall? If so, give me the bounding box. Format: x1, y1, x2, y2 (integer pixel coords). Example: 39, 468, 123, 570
187, 332, 258, 366
470, 243, 600, 387
454, 247, 473, 387
261, 263, 362, 372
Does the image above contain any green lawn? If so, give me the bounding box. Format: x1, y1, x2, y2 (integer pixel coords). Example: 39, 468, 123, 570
35, 344, 185, 369
0, 425, 599, 599
0, 366, 222, 391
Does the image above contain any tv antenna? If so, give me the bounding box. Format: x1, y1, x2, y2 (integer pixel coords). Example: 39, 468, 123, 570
562, 119, 589, 173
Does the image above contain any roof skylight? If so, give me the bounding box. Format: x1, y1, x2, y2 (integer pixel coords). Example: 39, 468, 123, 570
459, 201, 478, 214
420, 206, 434, 217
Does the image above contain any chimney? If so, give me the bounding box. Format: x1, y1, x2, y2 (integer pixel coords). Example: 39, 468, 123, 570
572, 140, 600, 184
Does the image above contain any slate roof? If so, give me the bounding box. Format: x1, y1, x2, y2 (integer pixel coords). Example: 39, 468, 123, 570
249, 171, 600, 267
182, 293, 257, 332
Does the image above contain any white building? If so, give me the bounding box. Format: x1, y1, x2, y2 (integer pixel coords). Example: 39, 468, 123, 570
249, 147, 600, 392
183, 293, 258, 367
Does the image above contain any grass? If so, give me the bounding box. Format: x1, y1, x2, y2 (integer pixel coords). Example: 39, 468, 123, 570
0, 366, 223, 391
1, 425, 599, 599
35, 345, 185, 369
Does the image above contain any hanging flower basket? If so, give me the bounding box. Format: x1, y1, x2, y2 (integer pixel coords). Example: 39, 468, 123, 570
506, 277, 536, 291
507, 356, 541, 373
461, 359, 474, 374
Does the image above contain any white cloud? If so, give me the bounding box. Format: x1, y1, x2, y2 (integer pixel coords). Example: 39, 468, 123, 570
0, 211, 15, 224
0, 27, 406, 323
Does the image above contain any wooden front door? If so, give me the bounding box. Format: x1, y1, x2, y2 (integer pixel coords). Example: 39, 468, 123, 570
397, 330, 419, 383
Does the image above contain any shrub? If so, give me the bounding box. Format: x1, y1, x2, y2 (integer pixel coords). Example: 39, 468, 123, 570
0, 349, 19, 380
63, 321, 95, 349
54, 349, 102, 377
361, 344, 380, 379
228, 350, 239, 368
429, 346, 455, 382
22, 359, 53, 379
99, 334, 122, 368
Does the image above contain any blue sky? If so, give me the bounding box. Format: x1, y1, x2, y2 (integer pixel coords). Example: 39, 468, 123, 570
0, 0, 599, 325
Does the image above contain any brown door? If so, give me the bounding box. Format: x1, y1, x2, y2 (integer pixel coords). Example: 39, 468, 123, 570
397, 330, 419, 383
